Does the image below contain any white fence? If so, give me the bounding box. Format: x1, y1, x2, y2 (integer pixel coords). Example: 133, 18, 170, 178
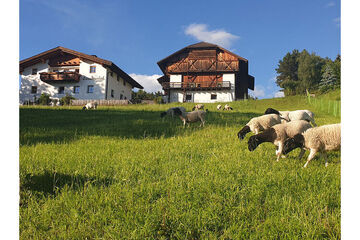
71, 99, 130, 106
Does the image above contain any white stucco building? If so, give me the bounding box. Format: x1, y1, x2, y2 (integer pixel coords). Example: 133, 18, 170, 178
19, 46, 143, 104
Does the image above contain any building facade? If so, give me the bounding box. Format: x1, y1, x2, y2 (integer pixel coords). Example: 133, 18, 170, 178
157, 42, 254, 103
19, 46, 143, 103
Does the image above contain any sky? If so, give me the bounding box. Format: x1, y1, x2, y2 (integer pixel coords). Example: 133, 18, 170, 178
20, 0, 340, 99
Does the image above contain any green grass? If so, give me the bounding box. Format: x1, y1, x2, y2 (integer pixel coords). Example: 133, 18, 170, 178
20, 94, 341, 239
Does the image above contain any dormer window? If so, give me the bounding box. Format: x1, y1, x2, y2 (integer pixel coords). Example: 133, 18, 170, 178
90, 66, 96, 73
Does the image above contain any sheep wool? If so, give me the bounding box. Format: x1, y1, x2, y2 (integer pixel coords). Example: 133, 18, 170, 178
173, 108, 206, 127
238, 114, 282, 140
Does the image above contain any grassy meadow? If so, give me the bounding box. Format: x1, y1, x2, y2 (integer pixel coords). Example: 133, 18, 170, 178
20, 94, 341, 239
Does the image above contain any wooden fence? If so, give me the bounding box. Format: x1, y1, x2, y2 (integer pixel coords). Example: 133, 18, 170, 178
71, 99, 130, 106
307, 96, 341, 117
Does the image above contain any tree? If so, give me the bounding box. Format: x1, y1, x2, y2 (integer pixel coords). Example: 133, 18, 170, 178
319, 63, 338, 92
275, 49, 300, 95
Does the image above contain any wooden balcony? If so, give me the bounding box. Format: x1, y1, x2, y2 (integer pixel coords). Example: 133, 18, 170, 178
40, 72, 81, 83
162, 81, 231, 90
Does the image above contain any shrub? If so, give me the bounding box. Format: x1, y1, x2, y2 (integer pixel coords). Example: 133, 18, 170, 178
38, 93, 51, 105
60, 94, 76, 105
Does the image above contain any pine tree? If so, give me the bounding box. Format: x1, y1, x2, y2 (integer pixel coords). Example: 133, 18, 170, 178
319, 64, 337, 92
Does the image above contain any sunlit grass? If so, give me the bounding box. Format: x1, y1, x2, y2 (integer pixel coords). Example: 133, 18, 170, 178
20, 94, 341, 239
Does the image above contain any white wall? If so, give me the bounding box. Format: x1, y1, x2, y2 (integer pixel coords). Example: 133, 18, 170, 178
170, 74, 182, 82
106, 70, 133, 100
19, 60, 108, 103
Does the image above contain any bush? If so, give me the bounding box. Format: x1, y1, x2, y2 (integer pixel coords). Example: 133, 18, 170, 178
60, 94, 76, 105
38, 93, 51, 105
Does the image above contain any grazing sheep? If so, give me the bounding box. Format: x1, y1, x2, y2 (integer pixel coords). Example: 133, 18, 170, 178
217, 104, 222, 110
173, 108, 207, 127
247, 120, 312, 161
237, 114, 283, 140
160, 107, 186, 118
264, 108, 317, 126
223, 104, 233, 111
192, 104, 204, 111
283, 123, 341, 167
83, 102, 98, 110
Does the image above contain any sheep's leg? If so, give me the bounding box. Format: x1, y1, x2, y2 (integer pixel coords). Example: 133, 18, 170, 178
303, 149, 317, 168
321, 151, 329, 167
297, 148, 306, 159
276, 142, 284, 162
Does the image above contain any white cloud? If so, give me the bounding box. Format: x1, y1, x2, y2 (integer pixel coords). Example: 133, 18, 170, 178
325, 1, 335, 7
184, 24, 239, 48
250, 85, 266, 98
274, 91, 285, 98
333, 17, 341, 27
129, 74, 163, 93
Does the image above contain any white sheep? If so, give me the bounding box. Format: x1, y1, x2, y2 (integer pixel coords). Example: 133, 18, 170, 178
223, 104, 233, 111
237, 114, 284, 140
173, 108, 207, 127
160, 107, 186, 118
83, 102, 98, 110
192, 104, 204, 111
264, 108, 317, 126
283, 123, 341, 167
247, 120, 313, 161
217, 104, 222, 110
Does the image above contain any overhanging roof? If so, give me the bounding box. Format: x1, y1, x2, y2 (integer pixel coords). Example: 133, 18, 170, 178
20, 46, 143, 89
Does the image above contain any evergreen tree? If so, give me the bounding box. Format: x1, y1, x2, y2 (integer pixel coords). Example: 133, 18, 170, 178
275, 49, 300, 95
319, 64, 338, 92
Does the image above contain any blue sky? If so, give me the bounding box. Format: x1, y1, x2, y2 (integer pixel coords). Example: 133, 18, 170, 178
20, 0, 340, 98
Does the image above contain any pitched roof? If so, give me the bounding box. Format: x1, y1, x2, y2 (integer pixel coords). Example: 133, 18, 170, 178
19, 46, 143, 89
157, 41, 248, 73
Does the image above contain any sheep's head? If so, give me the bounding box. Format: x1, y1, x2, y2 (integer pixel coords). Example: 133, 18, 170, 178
283, 134, 304, 154
248, 136, 260, 151
237, 125, 251, 141
192, 106, 196, 111
264, 108, 280, 115
160, 112, 167, 118
82, 106, 86, 110
173, 107, 183, 116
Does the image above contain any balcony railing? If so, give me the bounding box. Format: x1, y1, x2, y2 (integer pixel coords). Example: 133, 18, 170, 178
162, 81, 231, 90
40, 72, 81, 82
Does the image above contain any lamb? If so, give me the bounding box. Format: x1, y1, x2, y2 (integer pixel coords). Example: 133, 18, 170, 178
247, 120, 312, 161
237, 114, 283, 140
223, 104, 233, 111
160, 107, 186, 118
282, 123, 341, 167
173, 107, 207, 127
217, 104, 222, 110
82, 102, 98, 110
264, 108, 317, 126
192, 104, 204, 111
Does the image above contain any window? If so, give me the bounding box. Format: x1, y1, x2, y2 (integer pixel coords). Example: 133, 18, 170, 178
186, 94, 192, 101
31, 86, 37, 94
87, 85, 94, 93
111, 89, 114, 98
120, 94, 123, 99
211, 94, 217, 100
73, 86, 80, 94
124, 96, 127, 100
117, 75, 120, 81
123, 79, 126, 86
90, 66, 96, 73
58, 86, 65, 94
32, 68, 37, 75
110, 72, 113, 77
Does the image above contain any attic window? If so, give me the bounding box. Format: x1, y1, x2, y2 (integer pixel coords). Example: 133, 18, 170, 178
117, 75, 120, 81
32, 68, 37, 75
90, 66, 96, 73
123, 79, 126, 86
110, 72, 113, 77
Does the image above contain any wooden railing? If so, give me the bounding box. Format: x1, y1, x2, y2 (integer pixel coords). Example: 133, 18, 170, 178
40, 72, 81, 82
162, 81, 231, 90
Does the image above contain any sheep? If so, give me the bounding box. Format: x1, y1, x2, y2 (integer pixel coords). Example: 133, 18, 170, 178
217, 104, 222, 110
173, 107, 207, 127
264, 108, 317, 126
223, 104, 233, 111
83, 102, 98, 110
192, 104, 204, 111
283, 123, 341, 168
160, 107, 186, 118
237, 114, 284, 140
247, 120, 313, 161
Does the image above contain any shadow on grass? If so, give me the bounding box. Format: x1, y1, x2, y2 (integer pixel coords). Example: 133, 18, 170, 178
21, 170, 114, 198
20, 108, 259, 145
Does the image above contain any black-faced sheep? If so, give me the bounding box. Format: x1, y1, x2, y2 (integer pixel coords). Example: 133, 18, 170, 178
217, 104, 222, 110
173, 107, 207, 127
247, 120, 312, 161
237, 114, 283, 140
264, 108, 317, 126
223, 104, 233, 110
192, 104, 204, 111
283, 123, 341, 167
160, 107, 186, 118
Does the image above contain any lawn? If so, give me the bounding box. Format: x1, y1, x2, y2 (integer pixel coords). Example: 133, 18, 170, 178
19, 94, 341, 239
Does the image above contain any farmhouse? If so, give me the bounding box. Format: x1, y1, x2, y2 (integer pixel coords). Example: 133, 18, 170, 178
157, 42, 254, 103
19, 46, 143, 103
